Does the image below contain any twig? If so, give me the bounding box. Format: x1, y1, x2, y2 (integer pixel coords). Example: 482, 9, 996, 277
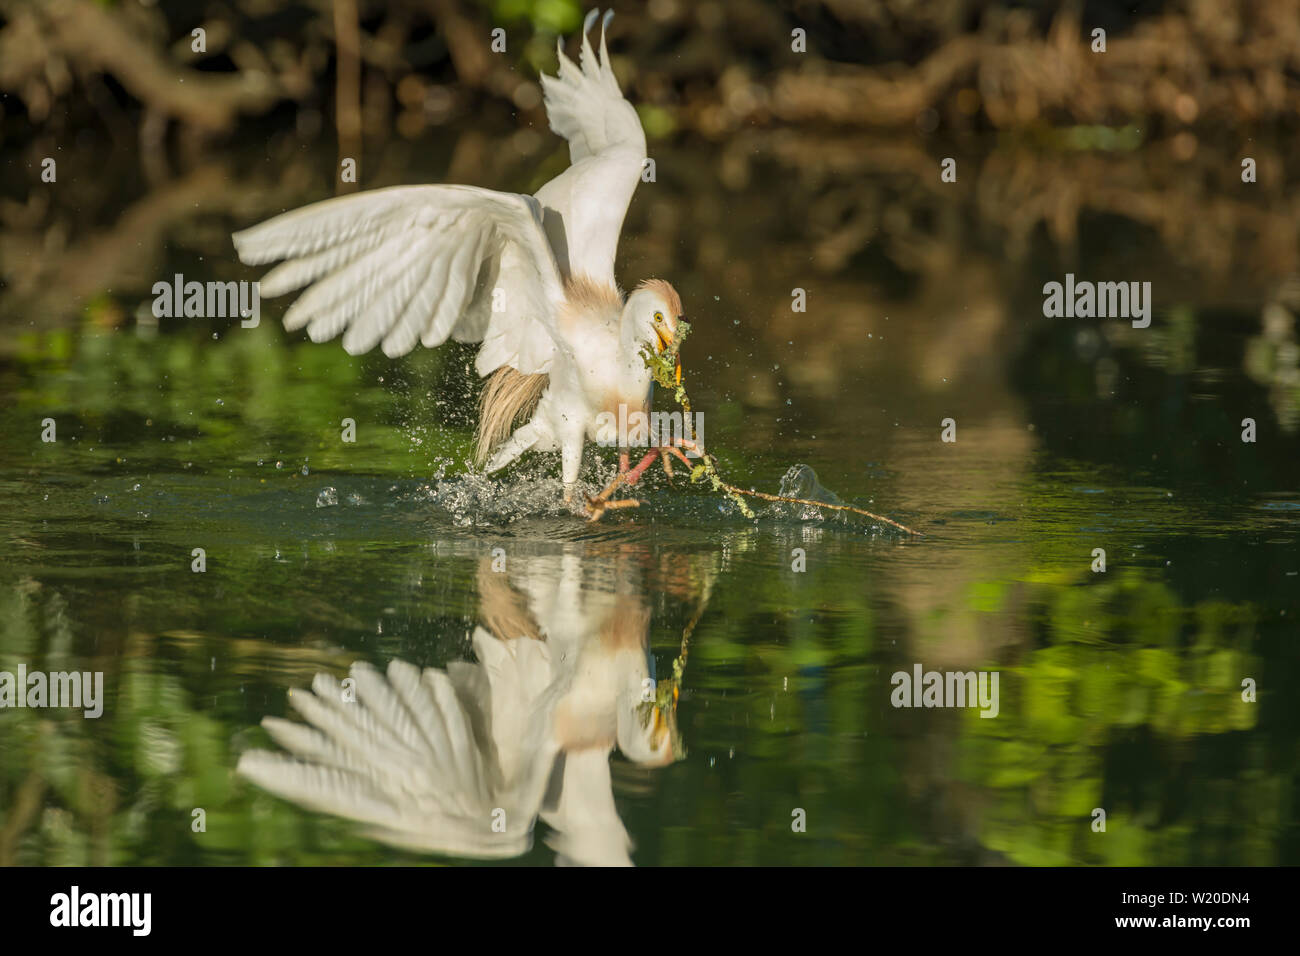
713, 473, 922, 536
674, 586, 709, 677
640, 330, 923, 536
651, 562, 714, 725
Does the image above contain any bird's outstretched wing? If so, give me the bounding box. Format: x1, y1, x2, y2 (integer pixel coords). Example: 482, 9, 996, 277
232, 184, 567, 376
535, 9, 647, 285
237, 653, 560, 859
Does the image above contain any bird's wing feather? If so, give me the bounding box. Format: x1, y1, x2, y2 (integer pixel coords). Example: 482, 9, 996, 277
236, 658, 556, 859
535, 9, 646, 284
232, 184, 569, 376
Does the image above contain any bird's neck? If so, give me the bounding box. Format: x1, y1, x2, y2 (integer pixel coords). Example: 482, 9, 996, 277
617, 317, 654, 388
618, 350, 654, 402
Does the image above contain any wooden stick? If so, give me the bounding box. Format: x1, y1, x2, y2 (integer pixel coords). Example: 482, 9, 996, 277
716, 480, 923, 536
641, 339, 922, 536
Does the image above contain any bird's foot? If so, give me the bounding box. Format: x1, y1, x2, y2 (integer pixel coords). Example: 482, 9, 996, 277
580, 442, 698, 521
583, 459, 652, 521
662, 435, 705, 458
583, 493, 641, 523
656, 443, 693, 480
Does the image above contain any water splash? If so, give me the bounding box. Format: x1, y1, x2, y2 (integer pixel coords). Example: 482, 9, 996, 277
771, 463, 916, 537
417, 462, 582, 526
776, 464, 849, 522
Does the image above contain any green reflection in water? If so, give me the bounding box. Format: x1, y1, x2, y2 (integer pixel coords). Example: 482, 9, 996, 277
1, 145, 1297, 867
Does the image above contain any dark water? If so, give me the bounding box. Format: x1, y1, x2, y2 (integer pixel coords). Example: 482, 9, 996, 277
1, 133, 1297, 865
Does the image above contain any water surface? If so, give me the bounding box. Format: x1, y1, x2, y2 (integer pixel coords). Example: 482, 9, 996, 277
1, 133, 1297, 865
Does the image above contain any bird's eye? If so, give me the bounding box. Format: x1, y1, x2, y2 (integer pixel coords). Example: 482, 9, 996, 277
653, 311, 664, 323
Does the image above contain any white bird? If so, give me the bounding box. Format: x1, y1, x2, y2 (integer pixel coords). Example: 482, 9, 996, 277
236, 543, 681, 865
232, 9, 697, 514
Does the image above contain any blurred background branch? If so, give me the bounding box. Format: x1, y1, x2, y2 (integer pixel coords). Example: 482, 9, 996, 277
3, 0, 1299, 150
1, 1, 1298, 421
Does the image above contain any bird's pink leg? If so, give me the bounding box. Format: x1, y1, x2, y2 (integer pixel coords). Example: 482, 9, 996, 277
659, 444, 693, 473
584, 443, 698, 522
594, 448, 661, 500
645, 442, 695, 479
663, 435, 705, 458
604, 444, 692, 494
585, 450, 656, 521
622, 448, 662, 486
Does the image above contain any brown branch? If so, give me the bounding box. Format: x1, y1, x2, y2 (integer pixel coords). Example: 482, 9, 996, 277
334, 0, 362, 193
14, 0, 287, 130
716, 480, 923, 536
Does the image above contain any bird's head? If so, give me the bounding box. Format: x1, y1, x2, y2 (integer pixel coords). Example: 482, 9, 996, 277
622, 678, 683, 768
626, 279, 685, 383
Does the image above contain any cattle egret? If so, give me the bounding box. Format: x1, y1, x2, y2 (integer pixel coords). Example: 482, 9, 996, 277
236, 546, 680, 865
232, 9, 698, 515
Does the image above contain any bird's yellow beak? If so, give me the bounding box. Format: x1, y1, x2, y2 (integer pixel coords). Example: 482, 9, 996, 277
641, 679, 685, 763
655, 327, 682, 384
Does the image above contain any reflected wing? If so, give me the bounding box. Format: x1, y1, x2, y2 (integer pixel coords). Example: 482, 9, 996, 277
237, 657, 555, 859
535, 9, 647, 284
232, 184, 567, 376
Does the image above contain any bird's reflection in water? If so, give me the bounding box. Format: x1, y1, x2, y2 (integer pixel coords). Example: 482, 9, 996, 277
238, 539, 709, 866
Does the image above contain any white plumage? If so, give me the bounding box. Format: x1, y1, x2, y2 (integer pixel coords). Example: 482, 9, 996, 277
232, 9, 687, 505
237, 546, 679, 865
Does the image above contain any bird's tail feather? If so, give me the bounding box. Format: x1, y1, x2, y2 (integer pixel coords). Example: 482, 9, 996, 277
475, 367, 548, 466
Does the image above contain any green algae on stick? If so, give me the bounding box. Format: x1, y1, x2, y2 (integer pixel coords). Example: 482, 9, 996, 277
641, 321, 755, 518
641, 323, 922, 535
